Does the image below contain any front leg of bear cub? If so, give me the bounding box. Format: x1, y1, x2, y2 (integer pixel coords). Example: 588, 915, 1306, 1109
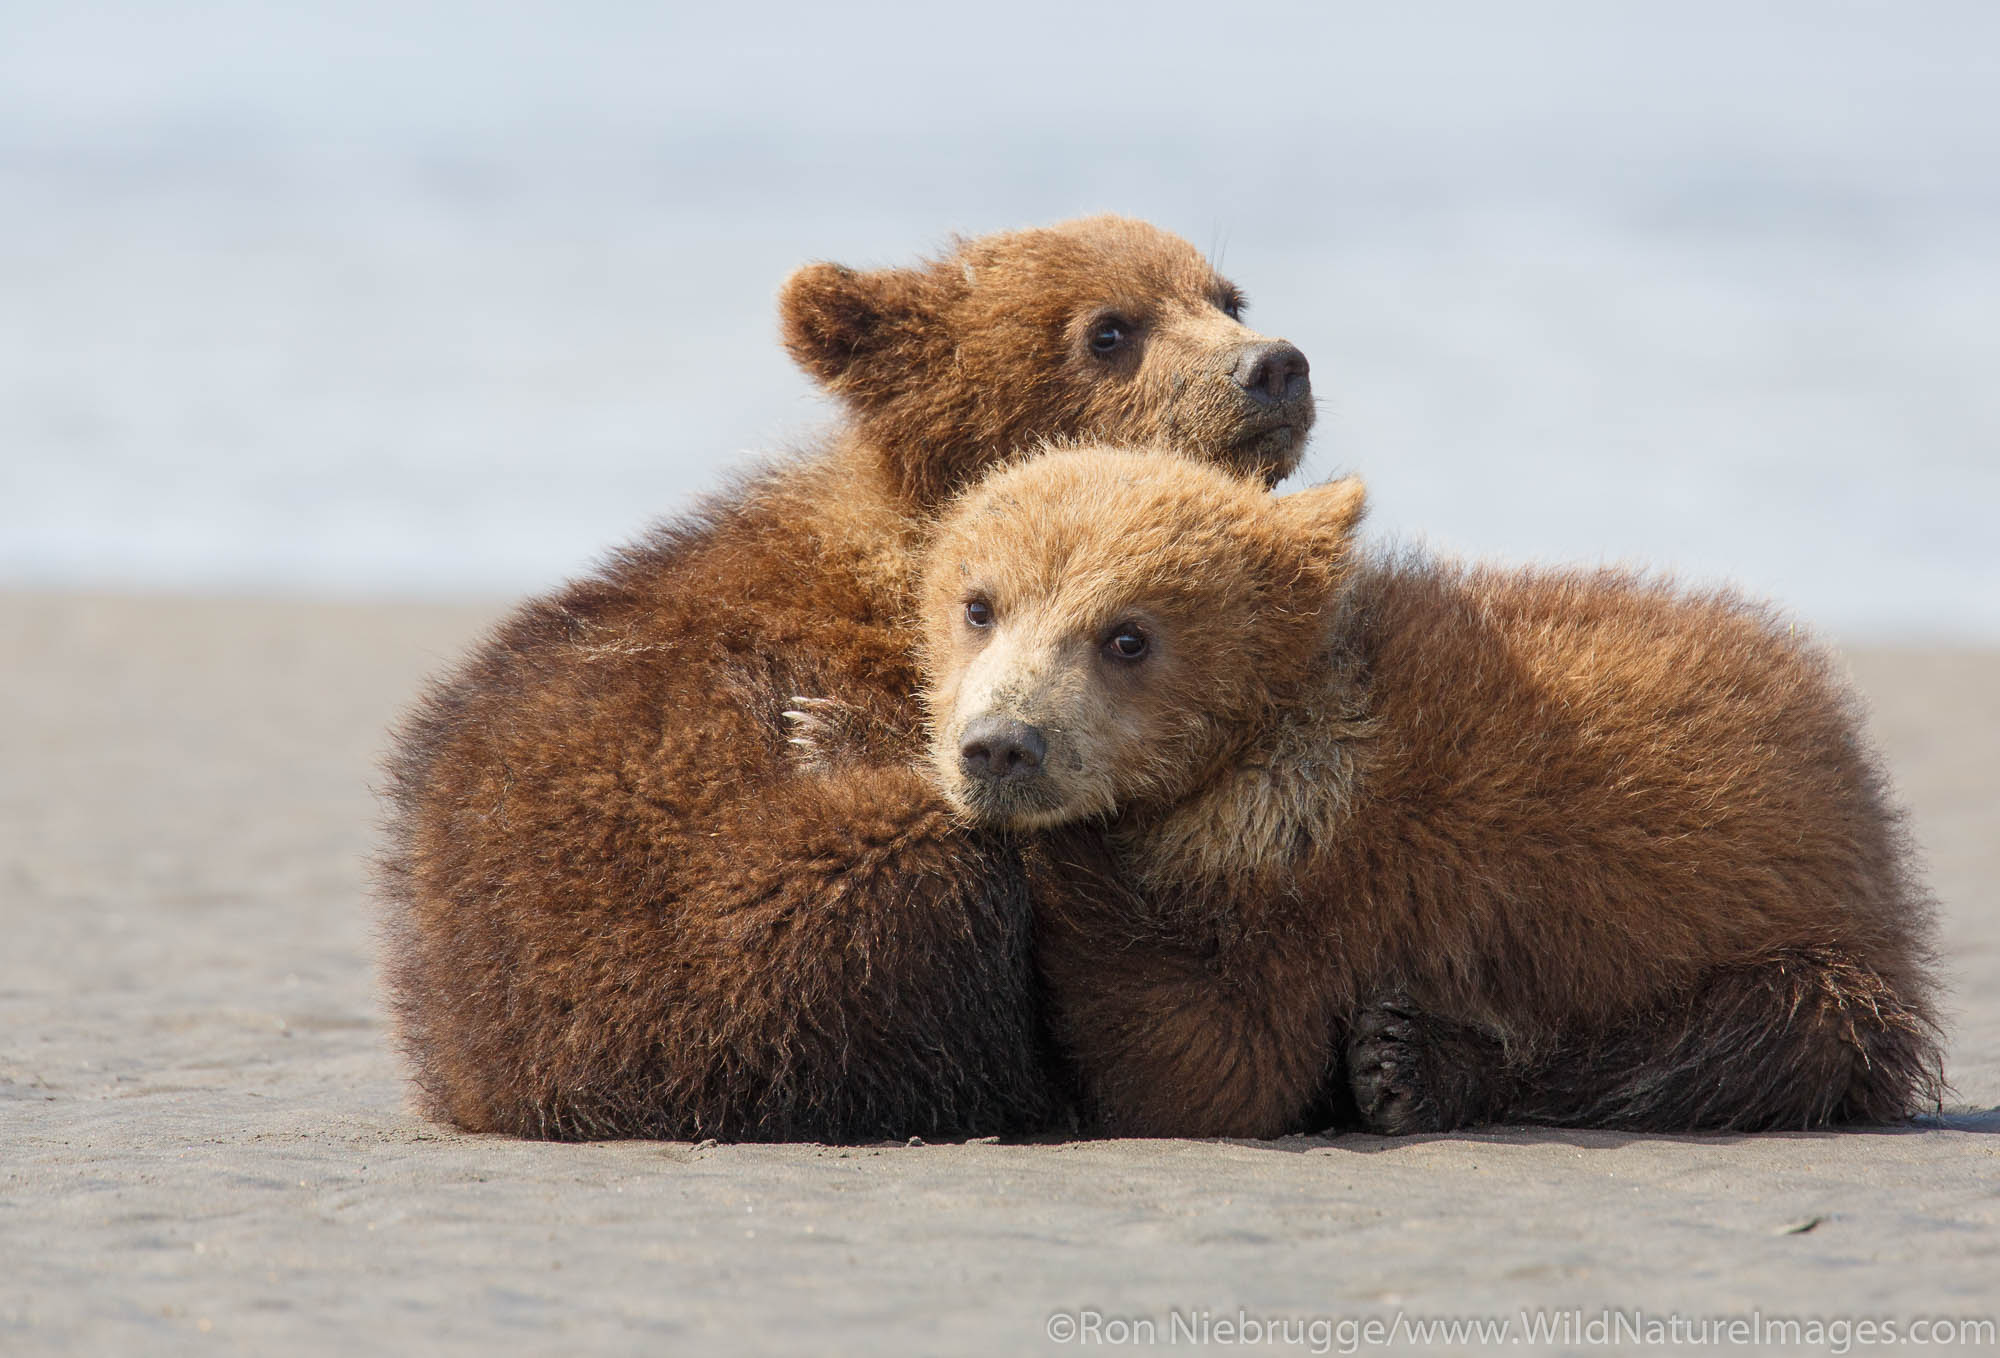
389, 751, 1065, 1142
1346, 948, 1945, 1134
1024, 831, 1335, 1139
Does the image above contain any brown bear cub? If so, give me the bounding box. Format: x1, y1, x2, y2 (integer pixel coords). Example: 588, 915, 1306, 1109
380, 218, 1315, 1140
917, 447, 1945, 1138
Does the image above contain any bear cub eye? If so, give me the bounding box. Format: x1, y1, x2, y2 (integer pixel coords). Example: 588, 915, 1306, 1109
1088, 318, 1130, 357
964, 598, 995, 629
1218, 290, 1246, 321
1105, 625, 1149, 661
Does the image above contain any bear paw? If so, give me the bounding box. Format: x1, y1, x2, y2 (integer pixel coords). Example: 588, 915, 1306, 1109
1346, 997, 1504, 1136
783, 696, 857, 770
782, 695, 913, 771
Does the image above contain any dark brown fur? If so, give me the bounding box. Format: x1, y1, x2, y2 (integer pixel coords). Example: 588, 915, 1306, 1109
919, 450, 1945, 1138
378, 218, 1314, 1140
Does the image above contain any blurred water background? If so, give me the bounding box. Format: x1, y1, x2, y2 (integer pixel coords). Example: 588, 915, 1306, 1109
3, 1, 1995, 638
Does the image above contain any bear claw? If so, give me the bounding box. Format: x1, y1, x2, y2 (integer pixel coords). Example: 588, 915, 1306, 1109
781, 696, 858, 770
781, 695, 910, 770
1347, 996, 1502, 1136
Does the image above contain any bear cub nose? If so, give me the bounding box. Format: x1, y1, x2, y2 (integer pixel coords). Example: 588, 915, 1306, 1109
959, 717, 1047, 784
1232, 341, 1311, 406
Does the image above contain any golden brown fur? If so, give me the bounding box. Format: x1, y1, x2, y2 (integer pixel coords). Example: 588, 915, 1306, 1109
918, 447, 1945, 1138
379, 217, 1316, 1140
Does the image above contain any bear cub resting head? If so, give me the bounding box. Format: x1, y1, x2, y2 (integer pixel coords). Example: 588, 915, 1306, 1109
917, 445, 1363, 838
781, 215, 1316, 506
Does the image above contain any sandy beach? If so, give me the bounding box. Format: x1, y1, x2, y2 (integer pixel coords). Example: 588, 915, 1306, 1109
3, 591, 1996, 1355
7, 5, 1995, 1353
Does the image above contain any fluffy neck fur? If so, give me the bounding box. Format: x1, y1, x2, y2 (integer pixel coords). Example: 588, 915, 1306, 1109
1108, 636, 1374, 897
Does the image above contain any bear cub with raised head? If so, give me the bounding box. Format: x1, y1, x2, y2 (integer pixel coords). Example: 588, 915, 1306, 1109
917, 447, 1944, 1138
381, 218, 1315, 1141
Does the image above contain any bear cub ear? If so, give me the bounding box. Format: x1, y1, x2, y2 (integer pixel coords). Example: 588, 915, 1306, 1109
1274, 476, 1368, 579
779, 261, 938, 386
